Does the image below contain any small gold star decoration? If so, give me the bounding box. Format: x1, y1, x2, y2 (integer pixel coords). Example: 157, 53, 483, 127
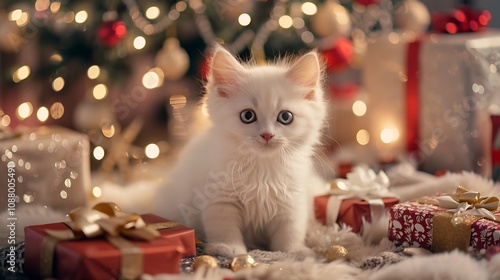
95, 118, 144, 181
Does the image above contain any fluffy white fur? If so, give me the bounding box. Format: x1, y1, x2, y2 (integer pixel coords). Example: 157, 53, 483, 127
5, 171, 500, 279
153, 46, 327, 257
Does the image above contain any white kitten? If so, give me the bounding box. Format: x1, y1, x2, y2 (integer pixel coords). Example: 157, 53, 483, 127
154, 46, 327, 257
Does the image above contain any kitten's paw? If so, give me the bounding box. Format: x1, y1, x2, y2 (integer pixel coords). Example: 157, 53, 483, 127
204, 243, 247, 257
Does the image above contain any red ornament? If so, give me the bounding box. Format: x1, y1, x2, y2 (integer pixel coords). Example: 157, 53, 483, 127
354, 0, 380, 6
431, 6, 490, 34
321, 37, 353, 72
98, 20, 127, 47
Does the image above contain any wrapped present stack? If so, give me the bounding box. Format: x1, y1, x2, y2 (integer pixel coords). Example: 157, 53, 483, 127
315, 165, 400, 233
388, 186, 500, 253
0, 126, 91, 212
363, 7, 500, 176
24, 203, 196, 279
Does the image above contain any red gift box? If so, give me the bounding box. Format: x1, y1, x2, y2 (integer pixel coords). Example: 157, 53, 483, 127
388, 199, 500, 252
25, 214, 196, 279
315, 195, 399, 233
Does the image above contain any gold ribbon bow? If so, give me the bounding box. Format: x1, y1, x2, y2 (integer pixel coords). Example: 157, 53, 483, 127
46, 202, 160, 241
42, 203, 164, 280
423, 186, 500, 253
436, 185, 499, 223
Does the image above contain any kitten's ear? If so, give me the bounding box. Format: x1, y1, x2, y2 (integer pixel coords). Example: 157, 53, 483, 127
209, 46, 245, 97
286, 52, 320, 100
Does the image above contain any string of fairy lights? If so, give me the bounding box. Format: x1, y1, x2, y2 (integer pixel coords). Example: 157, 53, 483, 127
1, 0, 420, 167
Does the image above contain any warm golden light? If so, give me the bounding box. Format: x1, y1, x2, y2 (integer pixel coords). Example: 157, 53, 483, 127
302, 2, 318, 15
133, 36, 146, 50
145, 6, 160, 19
13, 65, 30, 83
87, 65, 100, 79
9, 9, 22, 21
352, 100, 367, 117
92, 186, 102, 198
52, 77, 65, 92
75, 10, 88, 23
35, 0, 50, 11
170, 95, 187, 108
142, 70, 161, 89
101, 123, 115, 138
1, 115, 11, 126
17, 102, 33, 119
356, 129, 370, 145
238, 13, 251, 26
380, 128, 399, 144
279, 15, 293, 29
93, 84, 108, 100
50, 102, 64, 119
93, 146, 105, 160
37, 107, 49, 122
176, 1, 187, 11
49, 53, 63, 63
16, 12, 29, 27
145, 143, 160, 159
50, 2, 61, 13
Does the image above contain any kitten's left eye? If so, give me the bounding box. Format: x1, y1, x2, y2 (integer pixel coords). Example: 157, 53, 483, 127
277, 111, 293, 125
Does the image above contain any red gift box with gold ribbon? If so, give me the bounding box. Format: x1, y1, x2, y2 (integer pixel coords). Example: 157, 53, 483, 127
24, 203, 196, 279
388, 186, 500, 252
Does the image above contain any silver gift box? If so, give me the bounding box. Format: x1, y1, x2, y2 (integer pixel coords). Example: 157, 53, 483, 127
363, 31, 500, 176
0, 126, 90, 212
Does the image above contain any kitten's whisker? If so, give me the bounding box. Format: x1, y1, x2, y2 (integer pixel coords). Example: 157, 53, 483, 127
313, 148, 335, 174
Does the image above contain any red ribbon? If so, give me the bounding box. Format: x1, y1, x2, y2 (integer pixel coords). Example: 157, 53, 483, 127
493, 151, 500, 164
491, 115, 500, 164
405, 39, 421, 153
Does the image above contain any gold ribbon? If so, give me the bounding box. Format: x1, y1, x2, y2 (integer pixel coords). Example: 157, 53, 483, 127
417, 186, 500, 253
41, 202, 165, 280
436, 186, 499, 222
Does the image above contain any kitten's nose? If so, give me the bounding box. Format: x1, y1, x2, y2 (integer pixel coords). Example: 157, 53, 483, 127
260, 133, 274, 142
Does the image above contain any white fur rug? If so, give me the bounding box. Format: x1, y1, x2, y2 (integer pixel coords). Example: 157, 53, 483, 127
2, 171, 500, 279
146, 171, 500, 279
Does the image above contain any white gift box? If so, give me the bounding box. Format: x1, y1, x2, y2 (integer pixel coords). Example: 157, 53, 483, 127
0, 126, 90, 212
363, 31, 500, 175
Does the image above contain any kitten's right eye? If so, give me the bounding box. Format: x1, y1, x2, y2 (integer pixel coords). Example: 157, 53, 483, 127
240, 109, 257, 124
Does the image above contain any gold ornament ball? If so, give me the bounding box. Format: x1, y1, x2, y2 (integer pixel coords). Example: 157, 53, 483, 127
192, 255, 219, 271
155, 38, 190, 81
231, 254, 258, 272
324, 245, 350, 262
311, 1, 351, 39
393, 0, 430, 34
